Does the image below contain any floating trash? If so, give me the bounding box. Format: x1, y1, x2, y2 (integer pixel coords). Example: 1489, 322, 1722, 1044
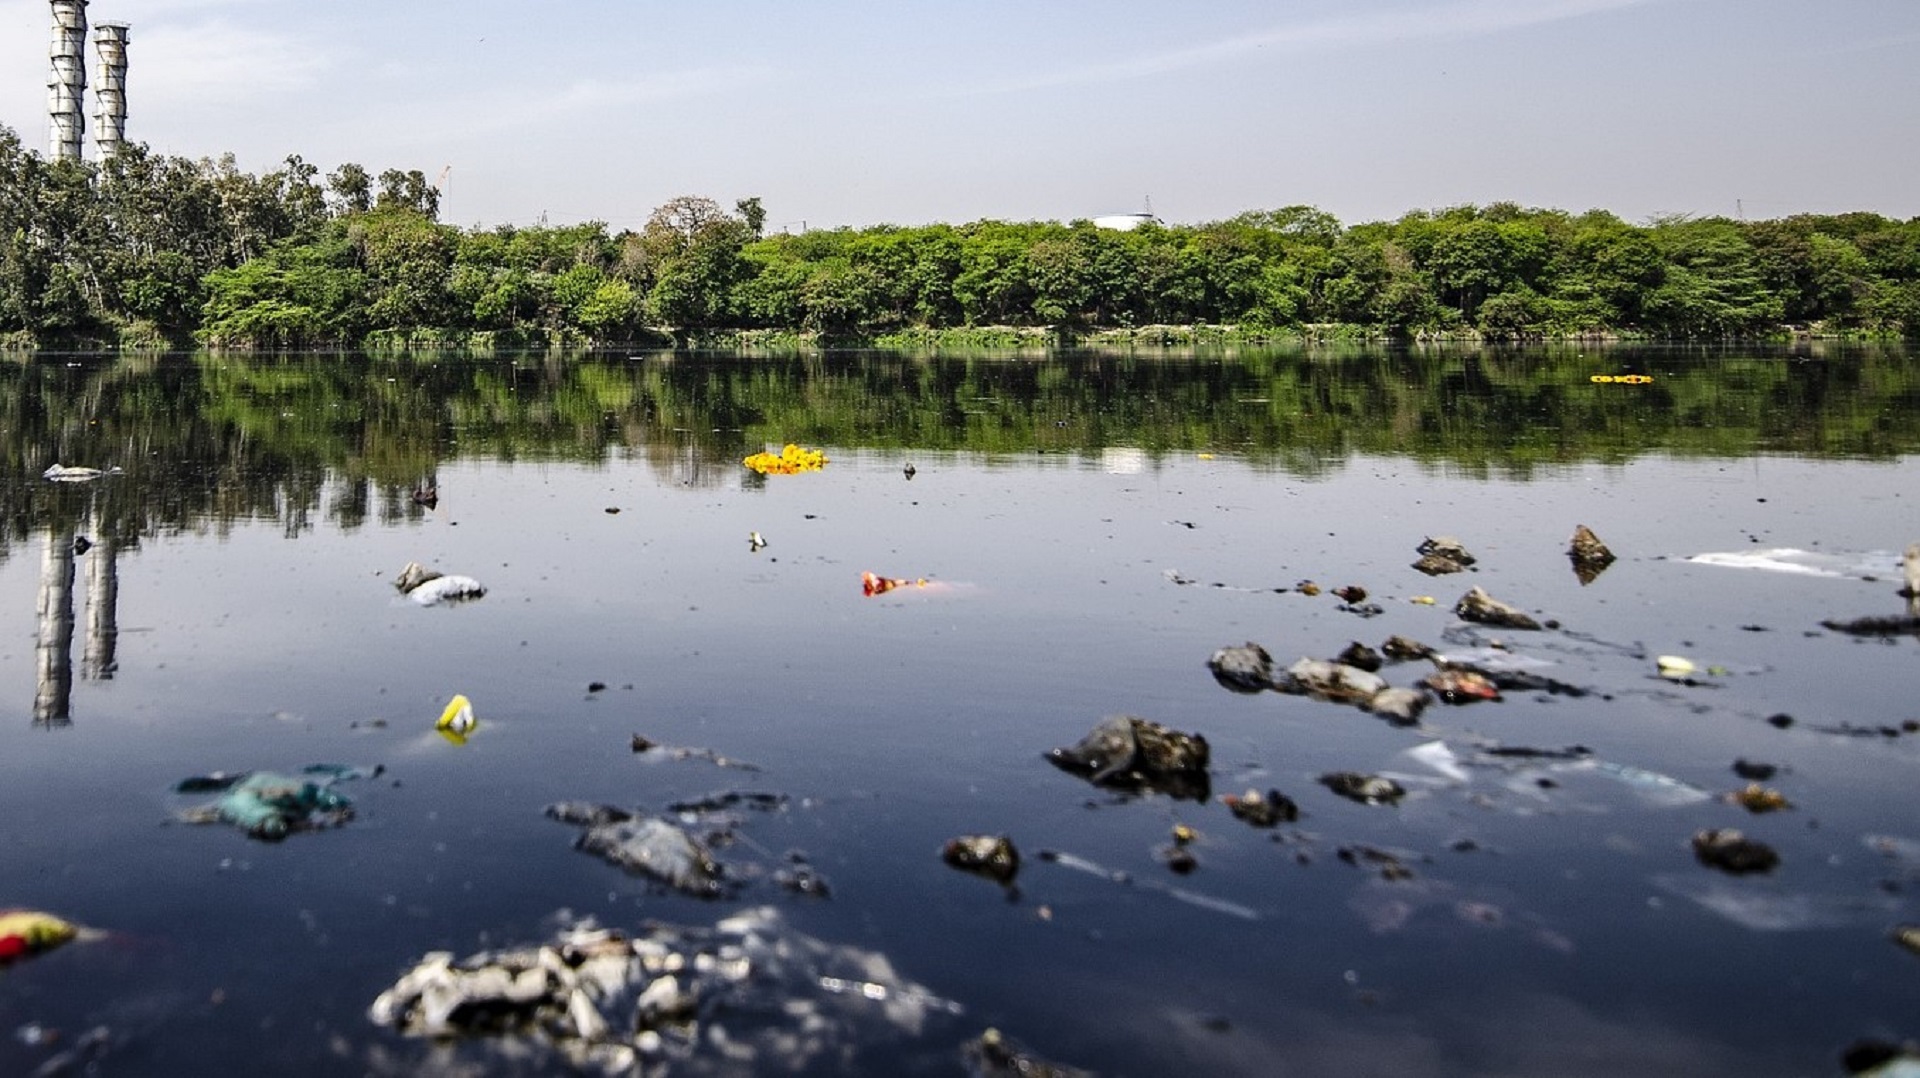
547, 804, 728, 899
1454, 587, 1543, 631
742, 444, 828, 475
1206, 642, 1273, 694
1319, 772, 1406, 806
436, 694, 477, 745
1364, 687, 1429, 725
173, 765, 370, 840
1729, 784, 1792, 813
41, 463, 117, 482
0, 910, 80, 965
1422, 668, 1501, 704
941, 835, 1020, 884
862, 571, 930, 597
367, 907, 960, 1075
1568, 524, 1616, 584
1277, 658, 1387, 705
1221, 788, 1299, 828
1656, 655, 1697, 678
1414, 535, 1477, 574
1692, 828, 1780, 875
1046, 714, 1211, 801
394, 560, 486, 605
963, 1027, 1091, 1078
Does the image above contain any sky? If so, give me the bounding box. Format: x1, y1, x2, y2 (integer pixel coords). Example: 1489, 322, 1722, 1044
1, 0, 1917, 233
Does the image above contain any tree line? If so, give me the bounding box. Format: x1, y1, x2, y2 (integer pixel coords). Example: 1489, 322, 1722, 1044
3, 123, 1917, 347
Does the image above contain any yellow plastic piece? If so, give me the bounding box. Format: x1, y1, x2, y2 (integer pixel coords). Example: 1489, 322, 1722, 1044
437, 694, 477, 745
742, 444, 828, 475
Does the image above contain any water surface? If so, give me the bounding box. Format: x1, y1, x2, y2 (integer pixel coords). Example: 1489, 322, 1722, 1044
3, 344, 1918, 1075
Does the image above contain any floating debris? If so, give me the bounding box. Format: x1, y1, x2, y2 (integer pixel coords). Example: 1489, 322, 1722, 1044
748, 531, 767, 552
1046, 714, 1211, 801
1382, 635, 1434, 661
1568, 524, 1616, 584
1893, 924, 1920, 957
862, 571, 931, 597
1692, 828, 1780, 875
1318, 772, 1406, 806
1732, 759, 1778, 781
174, 765, 368, 840
963, 1027, 1091, 1078
942, 835, 1020, 884
1221, 788, 1299, 828
394, 561, 486, 605
1656, 655, 1697, 678
742, 444, 828, 475
1729, 784, 1792, 813
1421, 668, 1501, 704
1206, 642, 1273, 694
1412, 536, 1476, 575
1276, 658, 1387, 705
547, 805, 728, 899
1337, 642, 1383, 672
1454, 587, 1542, 631
1295, 580, 1322, 596
1332, 585, 1368, 604
0, 910, 80, 965
42, 463, 117, 482
368, 907, 959, 1074
1363, 686, 1429, 725
436, 694, 477, 745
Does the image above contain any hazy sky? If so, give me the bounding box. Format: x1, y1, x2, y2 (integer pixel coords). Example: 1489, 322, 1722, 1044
2, 0, 1916, 232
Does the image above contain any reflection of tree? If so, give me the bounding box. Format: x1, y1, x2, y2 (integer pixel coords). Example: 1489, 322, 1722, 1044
2, 344, 1919, 560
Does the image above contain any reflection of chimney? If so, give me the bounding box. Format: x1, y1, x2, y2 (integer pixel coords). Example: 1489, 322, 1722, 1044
92, 22, 128, 162
48, 0, 88, 162
34, 528, 77, 728
82, 515, 118, 680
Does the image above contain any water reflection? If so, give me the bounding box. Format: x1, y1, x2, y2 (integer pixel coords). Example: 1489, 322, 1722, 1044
32, 527, 74, 727
29, 518, 122, 727
2, 343, 1916, 560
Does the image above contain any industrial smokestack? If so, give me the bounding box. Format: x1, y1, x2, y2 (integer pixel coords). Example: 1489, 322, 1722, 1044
47, 0, 88, 162
92, 22, 128, 161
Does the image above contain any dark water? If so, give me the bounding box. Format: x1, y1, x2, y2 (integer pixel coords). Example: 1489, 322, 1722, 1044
3, 344, 1919, 1076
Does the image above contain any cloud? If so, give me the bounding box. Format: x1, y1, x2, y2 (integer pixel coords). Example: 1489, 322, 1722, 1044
412, 66, 774, 142
131, 19, 328, 105
961, 0, 1661, 95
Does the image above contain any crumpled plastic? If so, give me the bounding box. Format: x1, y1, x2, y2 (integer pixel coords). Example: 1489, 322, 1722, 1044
174, 764, 372, 840
742, 444, 827, 475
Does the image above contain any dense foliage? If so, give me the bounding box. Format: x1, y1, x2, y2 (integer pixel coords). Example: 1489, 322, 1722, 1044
3, 124, 1917, 347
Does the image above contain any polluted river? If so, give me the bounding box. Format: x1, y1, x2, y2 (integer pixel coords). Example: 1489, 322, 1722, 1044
2, 344, 1918, 1076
